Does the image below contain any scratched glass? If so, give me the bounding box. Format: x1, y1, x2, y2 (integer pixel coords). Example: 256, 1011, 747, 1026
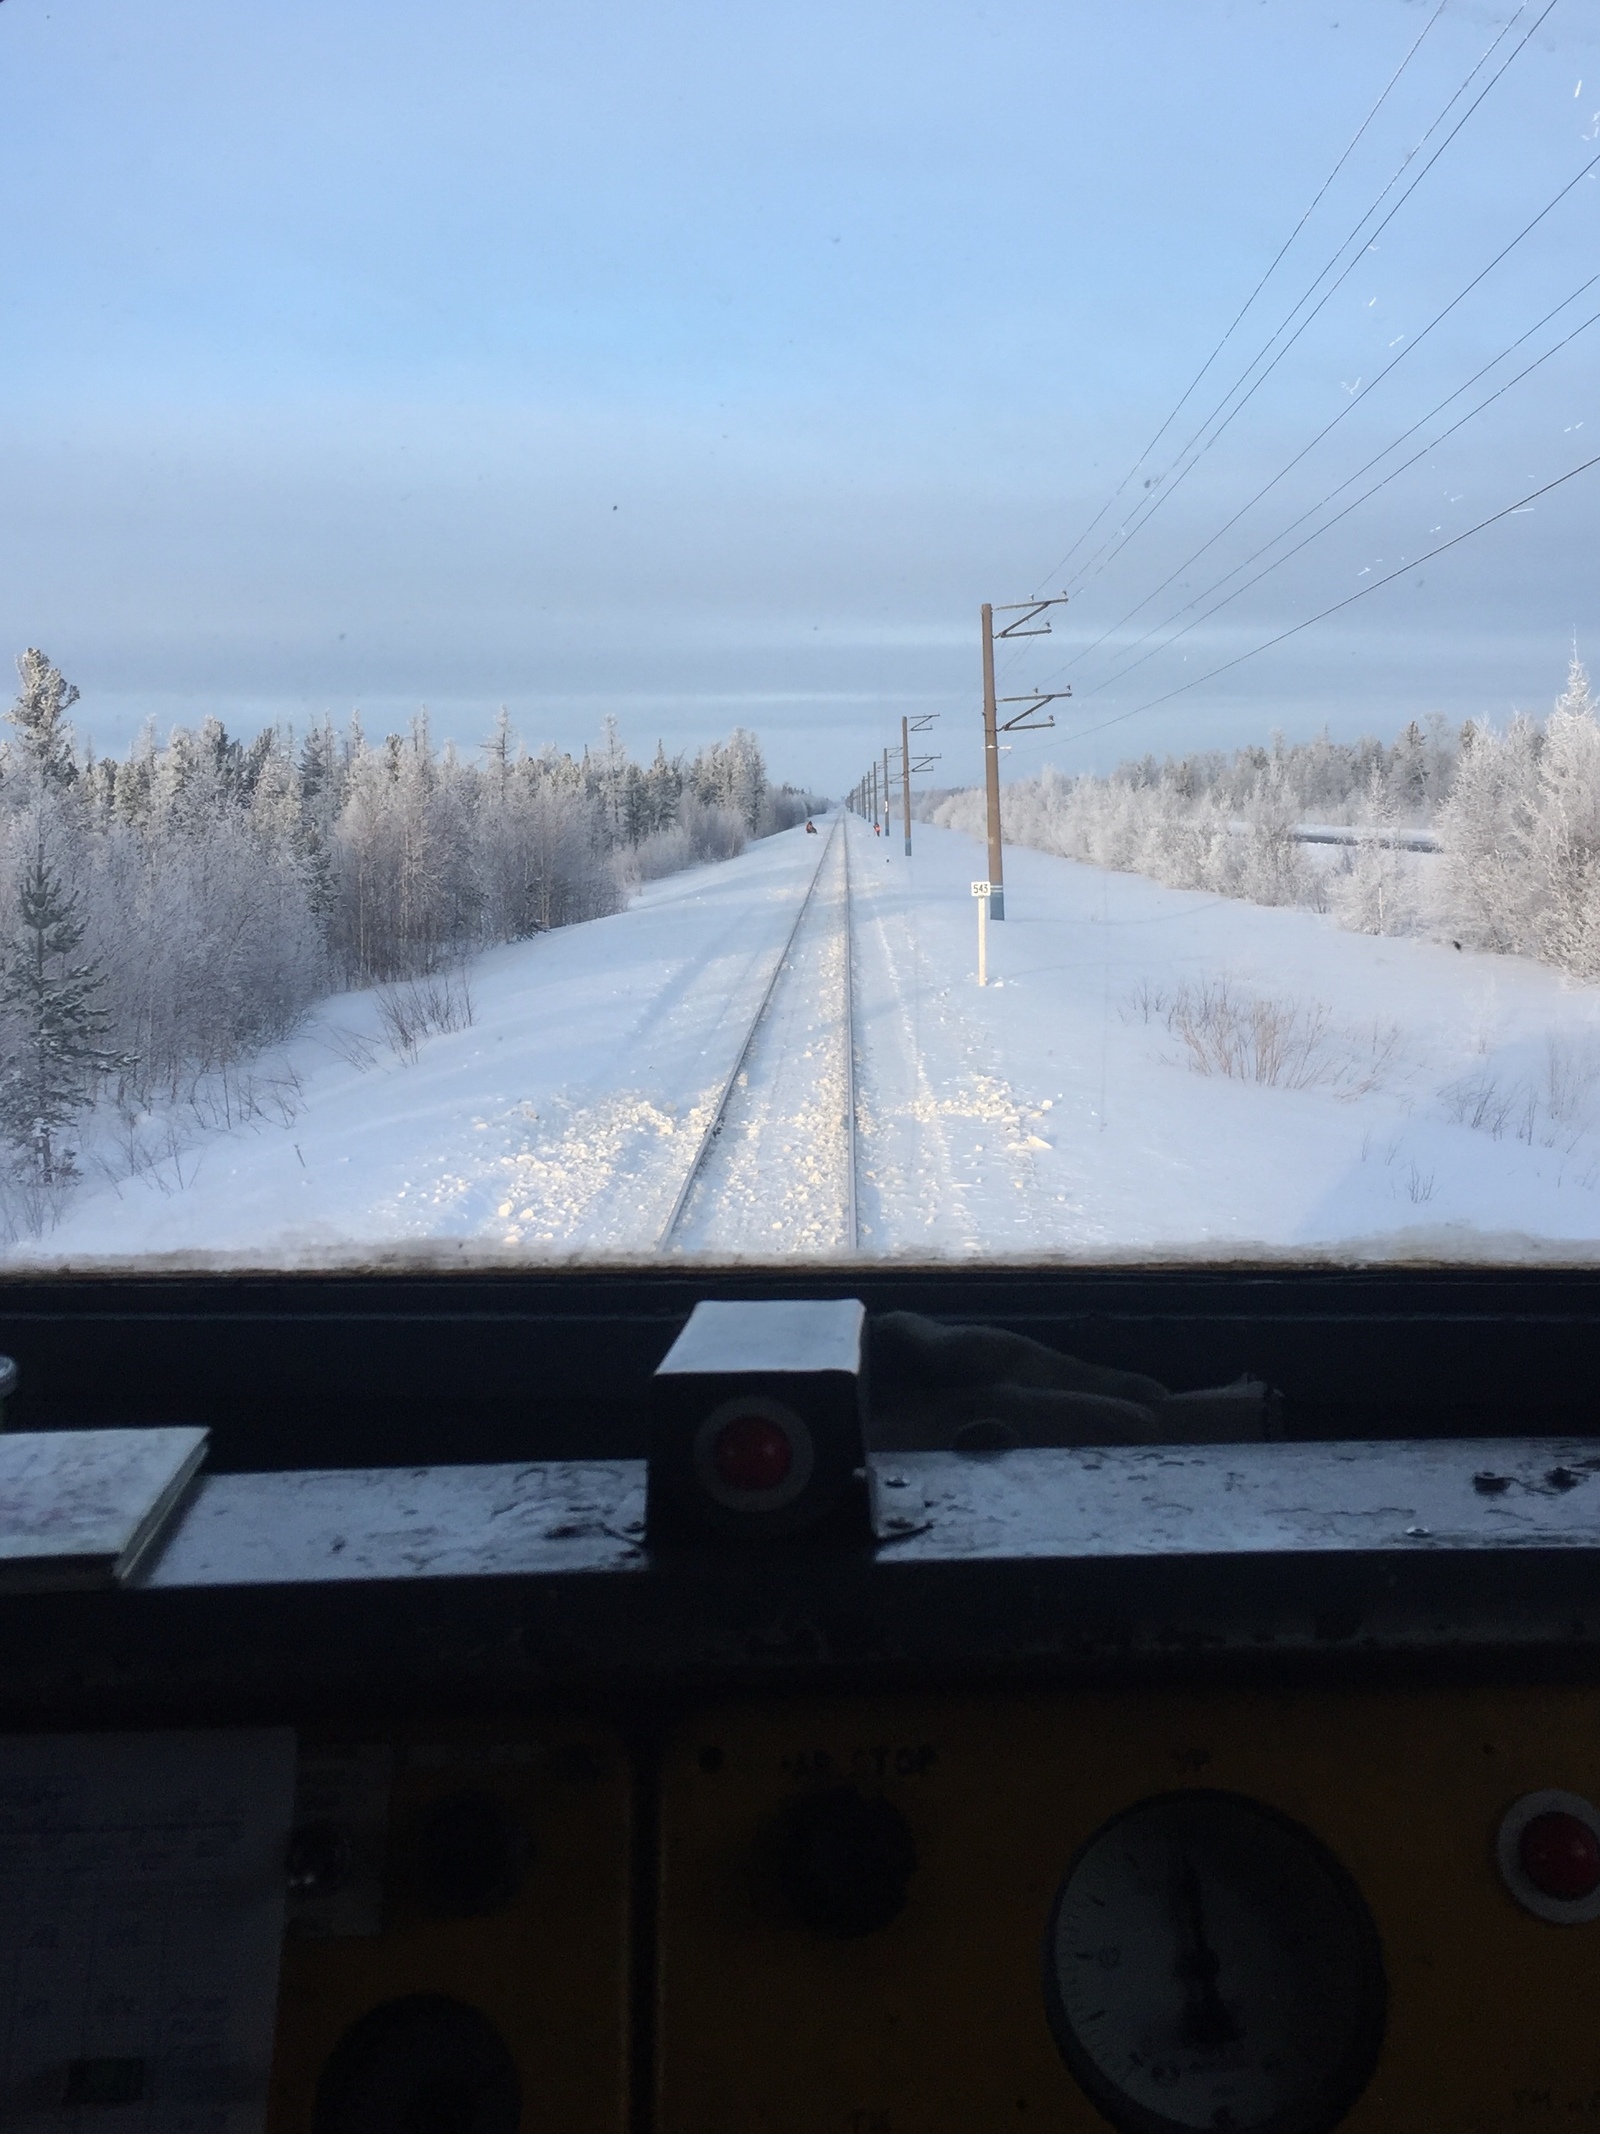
0, 0, 1594, 1266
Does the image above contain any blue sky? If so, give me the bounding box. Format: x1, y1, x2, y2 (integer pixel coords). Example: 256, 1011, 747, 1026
1, 0, 1596, 792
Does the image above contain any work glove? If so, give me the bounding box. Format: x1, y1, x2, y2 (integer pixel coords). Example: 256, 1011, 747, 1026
868, 1310, 1278, 1452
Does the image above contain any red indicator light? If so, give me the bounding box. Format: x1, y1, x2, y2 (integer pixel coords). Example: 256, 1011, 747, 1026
711, 1413, 794, 1494
1518, 1812, 1600, 1904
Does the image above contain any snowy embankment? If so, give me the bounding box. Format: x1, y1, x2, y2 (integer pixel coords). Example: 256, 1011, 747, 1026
18, 817, 1600, 1264
18, 827, 831, 1264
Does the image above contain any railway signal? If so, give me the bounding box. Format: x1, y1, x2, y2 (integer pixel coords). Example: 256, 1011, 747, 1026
981, 597, 1072, 919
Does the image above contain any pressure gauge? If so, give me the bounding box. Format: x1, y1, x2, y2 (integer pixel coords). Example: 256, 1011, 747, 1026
1043, 1792, 1386, 2134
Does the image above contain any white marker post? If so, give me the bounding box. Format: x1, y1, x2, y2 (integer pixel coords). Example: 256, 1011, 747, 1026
971, 880, 991, 985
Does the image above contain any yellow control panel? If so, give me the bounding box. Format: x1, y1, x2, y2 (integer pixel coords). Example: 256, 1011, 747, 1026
267, 1723, 631, 2134
656, 1687, 1600, 2133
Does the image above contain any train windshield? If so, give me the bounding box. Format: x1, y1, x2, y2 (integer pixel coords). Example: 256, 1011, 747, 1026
0, 0, 1595, 1267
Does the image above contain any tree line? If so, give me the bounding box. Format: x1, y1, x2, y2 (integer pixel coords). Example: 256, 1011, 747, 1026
930, 651, 1600, 970
0, 649, 808, 1222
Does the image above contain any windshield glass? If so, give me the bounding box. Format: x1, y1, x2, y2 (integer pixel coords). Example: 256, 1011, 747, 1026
0, 0, 1596, 1266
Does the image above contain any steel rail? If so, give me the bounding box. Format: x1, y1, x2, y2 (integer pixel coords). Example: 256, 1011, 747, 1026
658, 815, 840, 1247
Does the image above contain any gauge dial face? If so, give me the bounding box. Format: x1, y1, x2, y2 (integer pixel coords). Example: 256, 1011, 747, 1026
1043, 1792, 1386, 2134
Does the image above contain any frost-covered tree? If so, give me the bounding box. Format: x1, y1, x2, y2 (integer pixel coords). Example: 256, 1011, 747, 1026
1239, 762, 1307, 907
1433, 717, 1540, 955
689, 728, 769, 832
647, 742, 681, 831
1527, 652, 1600, 977
8, 649, 80, 790
1331, 764, 1410, 936
0, 839, 122, 1185
925, 651, 1600, 974
0, 648, 810, 1227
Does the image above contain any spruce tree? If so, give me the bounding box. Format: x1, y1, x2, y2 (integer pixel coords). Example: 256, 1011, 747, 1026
0, 842, 123, 1185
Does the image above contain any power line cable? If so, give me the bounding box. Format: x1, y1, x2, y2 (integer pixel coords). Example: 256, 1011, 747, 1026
1032, 0, 1454, 598
1058, 0, 1557, 604
1092, 274, 1600, 680
1060, 0, 1546, 598
1059, 451, 1600, 748
1063, 145, 1600, 683
1072, 295, 1600, 700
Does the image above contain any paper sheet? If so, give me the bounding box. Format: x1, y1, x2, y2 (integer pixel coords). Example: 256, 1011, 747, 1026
0, 1729, 295, 2133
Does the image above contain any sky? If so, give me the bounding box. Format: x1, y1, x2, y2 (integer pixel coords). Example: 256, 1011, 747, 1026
0, 0, 1596, 796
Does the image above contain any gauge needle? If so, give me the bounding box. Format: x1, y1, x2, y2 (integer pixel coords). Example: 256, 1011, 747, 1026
1171, 1850, 1240, 2050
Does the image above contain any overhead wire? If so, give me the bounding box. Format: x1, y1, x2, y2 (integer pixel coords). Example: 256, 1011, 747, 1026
1062, 451, 1600, 748
1073, 276, 1600, 699
993, 0, 1582, 786
1031, 0, 1453, 599
1072, 300, 1600, 702
1061, 144, 1600, 686
1055, 0, 1557, 606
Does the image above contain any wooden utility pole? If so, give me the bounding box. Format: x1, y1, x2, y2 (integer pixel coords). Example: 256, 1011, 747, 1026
980, 603, 1005, 920
902, 714, 940, 856
980, 595, 1074, 922
882, 748, 893, 842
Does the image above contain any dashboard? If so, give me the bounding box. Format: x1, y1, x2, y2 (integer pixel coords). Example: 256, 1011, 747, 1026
2, 1264, 1600, 2134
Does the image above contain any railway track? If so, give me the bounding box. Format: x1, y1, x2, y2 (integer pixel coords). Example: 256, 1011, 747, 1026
660, 815, 859, 1254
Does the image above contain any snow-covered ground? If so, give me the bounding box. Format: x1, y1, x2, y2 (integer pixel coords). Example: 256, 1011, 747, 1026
850, 820, 1600, 1259
18, 813, 1600, 1265
669, 823, 853, 1256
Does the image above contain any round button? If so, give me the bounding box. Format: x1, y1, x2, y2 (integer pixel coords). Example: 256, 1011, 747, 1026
1520, 1812, 1600, 1903
691, 1394, 815, 1514
712, 1413, 794, 1493
774, 1785, 917, 1938
1497, 1789, 1600, 1923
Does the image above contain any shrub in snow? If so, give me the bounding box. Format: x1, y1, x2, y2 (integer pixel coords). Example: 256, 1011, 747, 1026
375, 974, 474, 1063
1134, 979, 1398, 1096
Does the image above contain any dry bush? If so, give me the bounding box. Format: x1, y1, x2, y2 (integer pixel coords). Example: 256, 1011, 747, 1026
1439, 1071, 1519, 1137
1440, 1035, 1600, 1151
321, 1024, 380, 1072
1401, 1161, 1436, 1204
1122, 978, 1172, 1025
1138, 980, 1398, 1095
1544, 1033, 1600, 1124
1167, 981, 1334, 1089
376, 972, 475, 1063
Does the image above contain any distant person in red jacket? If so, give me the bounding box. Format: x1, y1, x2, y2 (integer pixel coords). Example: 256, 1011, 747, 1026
805, 818, 817, 834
